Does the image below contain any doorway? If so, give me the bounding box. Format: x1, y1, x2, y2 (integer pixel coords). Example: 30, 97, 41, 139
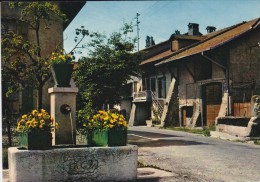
202, 83, 222, 127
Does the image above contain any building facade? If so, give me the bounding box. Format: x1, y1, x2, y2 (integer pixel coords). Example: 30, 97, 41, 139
128, 18, 260, 128
2, 2, 86, 115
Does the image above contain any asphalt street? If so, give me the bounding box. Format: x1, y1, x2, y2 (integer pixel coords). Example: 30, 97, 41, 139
128, 126, 260, 182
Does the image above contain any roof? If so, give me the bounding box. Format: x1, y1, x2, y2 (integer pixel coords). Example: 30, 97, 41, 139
156, 18, 260, 66
59, 1, 86, 30
169, 34, 206, 41
140, 35, 206, 65
140, 50, 173, 65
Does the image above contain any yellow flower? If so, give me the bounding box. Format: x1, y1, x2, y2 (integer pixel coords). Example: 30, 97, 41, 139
40, 120, 45, 125
103, 115, 109, 121
112, 113, 119, 119
55, 122, 59, 129
83, 123, 87, 127
21, 114, 27, 119
32, 110, 37, 115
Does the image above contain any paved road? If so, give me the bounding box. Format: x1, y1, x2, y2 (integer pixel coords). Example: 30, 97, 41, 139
128, 126, 260, 182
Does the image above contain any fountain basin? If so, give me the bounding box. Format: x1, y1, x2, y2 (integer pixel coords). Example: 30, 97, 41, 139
8, 145, 138, 182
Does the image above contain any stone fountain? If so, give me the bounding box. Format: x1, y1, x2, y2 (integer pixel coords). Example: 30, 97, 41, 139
8, 81, 138, 182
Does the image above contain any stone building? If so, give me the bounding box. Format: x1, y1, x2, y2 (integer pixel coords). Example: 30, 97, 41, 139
129, 18, 260, 128
1, 2, 86, 114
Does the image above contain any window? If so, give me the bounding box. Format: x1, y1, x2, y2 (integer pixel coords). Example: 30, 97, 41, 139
158, 77, 166, 98
150, 78, 156, 92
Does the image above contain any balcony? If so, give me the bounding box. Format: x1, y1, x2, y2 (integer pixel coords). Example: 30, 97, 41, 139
133, 90, 152, 102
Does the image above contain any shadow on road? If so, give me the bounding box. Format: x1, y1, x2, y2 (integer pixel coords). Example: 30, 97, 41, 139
128, 131, 208, 147
128, 130, 182, 138
128, 138, 208, 147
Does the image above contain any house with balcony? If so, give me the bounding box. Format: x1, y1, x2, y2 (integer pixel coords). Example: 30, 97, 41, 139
129, 17, 260, 129
128, 23, 205, 126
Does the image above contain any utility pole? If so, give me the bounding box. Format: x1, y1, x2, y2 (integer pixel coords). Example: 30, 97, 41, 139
135, 13, 140, 51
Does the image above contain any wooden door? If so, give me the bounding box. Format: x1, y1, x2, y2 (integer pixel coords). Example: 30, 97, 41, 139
205, 83, 222, 126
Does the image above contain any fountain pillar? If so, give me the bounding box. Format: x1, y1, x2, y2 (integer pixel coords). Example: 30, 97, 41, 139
48, 87, 78, 145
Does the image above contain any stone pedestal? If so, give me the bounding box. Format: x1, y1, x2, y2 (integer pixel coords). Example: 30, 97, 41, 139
8, 145, 138, 182
48, 87, 78, 145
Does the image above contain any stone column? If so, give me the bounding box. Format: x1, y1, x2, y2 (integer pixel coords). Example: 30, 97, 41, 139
48, 87, 78, 145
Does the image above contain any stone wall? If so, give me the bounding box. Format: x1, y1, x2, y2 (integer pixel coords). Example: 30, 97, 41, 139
9, 145, 138, 182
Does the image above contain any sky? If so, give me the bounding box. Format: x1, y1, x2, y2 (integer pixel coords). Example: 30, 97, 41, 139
64, 0, 260, 59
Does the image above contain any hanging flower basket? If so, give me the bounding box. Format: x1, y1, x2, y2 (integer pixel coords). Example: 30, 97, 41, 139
19, 130, 52, 150
87, 130, 108, 146
51, 64, 73, 87
108, 128, 127, 146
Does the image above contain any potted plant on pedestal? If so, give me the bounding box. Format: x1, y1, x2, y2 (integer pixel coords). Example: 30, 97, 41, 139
50, 50, 73, 87
17, 109, 58, 150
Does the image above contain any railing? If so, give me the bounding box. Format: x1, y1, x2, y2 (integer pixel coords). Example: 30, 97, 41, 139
133, 90, 152, 102
151, 91, 164, 117
133, 90, 164, 118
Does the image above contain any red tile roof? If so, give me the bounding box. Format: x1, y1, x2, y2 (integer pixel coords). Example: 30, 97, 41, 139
156, 18, 260, 66
140, 35, 205, 65
170, 34, 206, 41
140, 49, 173, 65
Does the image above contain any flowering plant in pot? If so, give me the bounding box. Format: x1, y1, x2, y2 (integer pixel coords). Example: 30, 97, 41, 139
81, 110, 110, 146
17, 109, 58, 150
81, 110, 128, 146
106, 111, 128, 146
50, 49, 74, 87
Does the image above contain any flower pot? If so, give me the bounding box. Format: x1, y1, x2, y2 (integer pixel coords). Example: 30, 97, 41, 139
19, 130, 52, 150
146, 120, 154, 127
51, 64, 73, 87
108, 128, 127, 146
87, 130, 108, 146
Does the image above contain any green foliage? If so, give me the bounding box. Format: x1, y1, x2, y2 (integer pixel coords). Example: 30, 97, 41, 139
2, 2, 67, 109
74, 23, 141, 116
162, 126, 215, 136
152, 107, 161, 125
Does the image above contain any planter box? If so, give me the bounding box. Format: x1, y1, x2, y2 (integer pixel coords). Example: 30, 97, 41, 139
8, 145, 138, 182
108, 128, 127, 146
87, 130, 108, 146
51, 64, 73, 87
19, 130, 52, 150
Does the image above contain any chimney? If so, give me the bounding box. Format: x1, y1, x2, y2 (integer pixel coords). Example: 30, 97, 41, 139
206, 26, 216, 33
188, 23, 200, 36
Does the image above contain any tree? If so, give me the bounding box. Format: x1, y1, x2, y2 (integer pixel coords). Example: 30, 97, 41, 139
2, 2, 89, 110
74, 23, 141, 115
2, 2, 66, 110
145, 35, 155, 48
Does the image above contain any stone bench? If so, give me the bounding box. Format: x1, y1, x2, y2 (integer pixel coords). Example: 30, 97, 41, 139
216, 117, 260, 138
8, 145, 138, 182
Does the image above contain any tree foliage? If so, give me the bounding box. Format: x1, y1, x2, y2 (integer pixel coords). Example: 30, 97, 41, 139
2, 2, 67, 110
74, 23, 141, 115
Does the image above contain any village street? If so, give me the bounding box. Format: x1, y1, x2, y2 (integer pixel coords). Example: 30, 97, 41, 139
128, 126, 260, 182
